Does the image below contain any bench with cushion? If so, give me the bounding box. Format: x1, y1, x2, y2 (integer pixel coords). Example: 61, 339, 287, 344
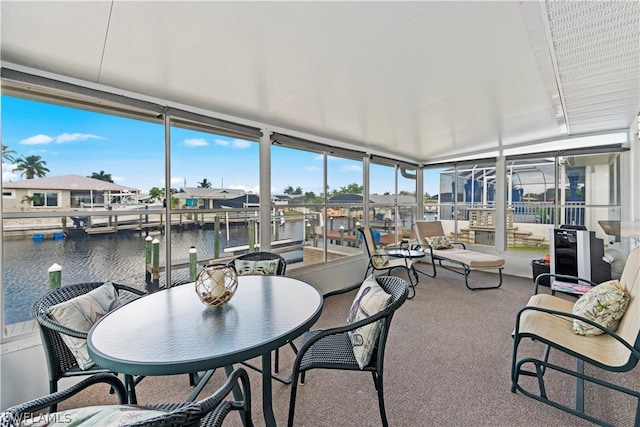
413, 220, 505, 290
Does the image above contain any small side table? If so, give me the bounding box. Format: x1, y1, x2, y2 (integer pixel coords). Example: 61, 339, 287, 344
386, 248, 426, 299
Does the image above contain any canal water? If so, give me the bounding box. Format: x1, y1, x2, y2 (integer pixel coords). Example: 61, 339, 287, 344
4, 218, 315, 324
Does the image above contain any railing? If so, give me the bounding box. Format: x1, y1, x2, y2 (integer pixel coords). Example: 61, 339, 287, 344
430, 201, 590, 225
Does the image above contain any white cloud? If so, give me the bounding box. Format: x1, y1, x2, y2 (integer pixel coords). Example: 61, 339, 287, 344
342, 164, 362, 172
232, 139, 252, 149
305, 166, 320, 171
20, 133, 103, 145
112, 176, 124, 182
55, 133, 103, 143
2, 163, 18, 182
214, 139, 230, 147
184, 138, 209, 147
21, 134, 53, 145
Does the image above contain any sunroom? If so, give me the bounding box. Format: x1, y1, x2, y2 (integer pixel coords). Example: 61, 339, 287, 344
1, 1, 639, 425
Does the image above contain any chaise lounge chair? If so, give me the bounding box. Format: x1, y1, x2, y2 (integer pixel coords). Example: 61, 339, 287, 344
413, 220, 505, 290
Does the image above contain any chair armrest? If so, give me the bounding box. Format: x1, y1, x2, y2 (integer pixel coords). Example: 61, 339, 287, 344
3, 374, 126, 417
36, 284, 147, 340
112, 283, 146, 304
203, 367, 252, 424
36, 313, 90, 340
452, 242, 466, 249
131, 368, 252, 427
534, 273, 597, 295
415, 243, 435, 257
295, 306, 391, 358
514, 305, 640, 360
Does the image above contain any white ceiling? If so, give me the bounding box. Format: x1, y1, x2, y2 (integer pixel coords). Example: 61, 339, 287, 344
1, 1, 639, 164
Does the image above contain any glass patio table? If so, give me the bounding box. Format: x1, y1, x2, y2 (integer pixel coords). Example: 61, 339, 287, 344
88, 275, 323, 427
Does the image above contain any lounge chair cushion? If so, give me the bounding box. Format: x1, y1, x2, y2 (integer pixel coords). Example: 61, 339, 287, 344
47, 282, 120, 370
431, 248, 505, 269
371, 248, 389, 268
572, 279, 630, 336
17, 405, 168, 426
425, 235, 453, 249
234, 259, 280, 275
347, 275, 392, 369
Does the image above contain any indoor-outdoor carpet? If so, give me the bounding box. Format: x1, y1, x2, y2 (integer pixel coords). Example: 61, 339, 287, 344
53, 267, 639, 426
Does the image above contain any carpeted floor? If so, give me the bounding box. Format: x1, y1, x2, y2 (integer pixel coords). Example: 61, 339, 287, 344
58, 266, 639, 426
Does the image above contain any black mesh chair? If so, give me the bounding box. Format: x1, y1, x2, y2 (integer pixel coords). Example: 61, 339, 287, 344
32, 281, 146, 409
232, 251, 294, 382
2, 368, 253, 427
233, 251, 287, 276
287, 275, 409, 427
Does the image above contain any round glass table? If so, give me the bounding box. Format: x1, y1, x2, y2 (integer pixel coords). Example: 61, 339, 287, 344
88, 275, 323, 426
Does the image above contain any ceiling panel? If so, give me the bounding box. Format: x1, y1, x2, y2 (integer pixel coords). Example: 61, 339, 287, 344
1, 1, 638, 164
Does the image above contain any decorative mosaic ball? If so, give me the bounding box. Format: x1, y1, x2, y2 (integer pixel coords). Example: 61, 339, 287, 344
195, 264, 238, 306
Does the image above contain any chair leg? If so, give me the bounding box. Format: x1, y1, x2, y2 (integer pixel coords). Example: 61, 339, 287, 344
288, 371, 301, 427
124, 374, 137, 404
464, 267, 503, 290
274, 348, 280, 373
372, 372, 388, 427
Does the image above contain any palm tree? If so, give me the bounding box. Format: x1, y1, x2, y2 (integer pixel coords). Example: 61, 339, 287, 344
14, 155, 50, 179
148, 187, 164, 202
198, 178, 212, 188
2, 145, 18, 164
89, 170, 114, 183
20, 194, 41, 209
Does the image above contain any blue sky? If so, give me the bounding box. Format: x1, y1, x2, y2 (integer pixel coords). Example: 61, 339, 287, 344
2, 95, 439, 196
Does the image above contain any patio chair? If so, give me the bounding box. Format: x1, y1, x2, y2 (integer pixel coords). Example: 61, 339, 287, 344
32, 281, 146, 409
511, 246, 640, 426
358, 226, 419, 298
232, 251, 295, 382
233, 251, 287, 276
287, 275, 409, 427
1, 368, 253, 427
413, 220, 505, 290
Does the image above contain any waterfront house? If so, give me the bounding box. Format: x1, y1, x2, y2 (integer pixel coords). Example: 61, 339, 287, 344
1, 1, 639, 423
175, 188, 290, 209
175, 187, 246, 209
2, 174, 140, 212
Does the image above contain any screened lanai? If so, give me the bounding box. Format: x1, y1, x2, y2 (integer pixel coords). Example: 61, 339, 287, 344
1, 0, 639, 418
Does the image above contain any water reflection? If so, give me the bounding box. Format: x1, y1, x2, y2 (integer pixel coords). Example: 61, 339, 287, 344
4, 220, 307, 324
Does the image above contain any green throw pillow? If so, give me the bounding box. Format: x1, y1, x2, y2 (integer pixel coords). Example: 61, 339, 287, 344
572, 279, 630, 336
426, 235, 453, 249
346, 275, 392, 369
234, 259, 280, 275
47, 283, 120, 370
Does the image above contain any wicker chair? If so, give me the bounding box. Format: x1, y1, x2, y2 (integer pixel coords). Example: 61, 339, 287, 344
232, 251, 287, 276
32, 281, 146, 409
231, 251, 294, 382
287, 275, 409, 427
2, 368, 253, 427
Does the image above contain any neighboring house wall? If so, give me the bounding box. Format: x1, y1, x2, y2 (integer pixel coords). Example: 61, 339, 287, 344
2, 189, 70, 212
